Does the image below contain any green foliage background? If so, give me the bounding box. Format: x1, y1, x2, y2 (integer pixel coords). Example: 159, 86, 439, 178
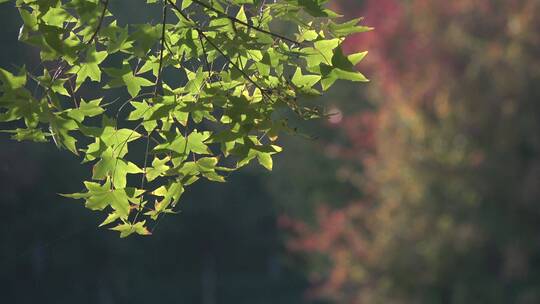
282, 1, 540, 304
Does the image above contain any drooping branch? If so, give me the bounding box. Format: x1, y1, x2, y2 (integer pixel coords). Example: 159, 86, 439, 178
198, 30, 212, 78
135, 2, 169, 224
190, 0, 301, 45
166, 0, 274, 101
0, 0, 370, 237
197, 29, 271, 98
86, 0, 110, 44
154, 3, 168, 96
45, 0, 110, 98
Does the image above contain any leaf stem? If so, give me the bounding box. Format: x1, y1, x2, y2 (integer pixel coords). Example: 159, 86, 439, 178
154, 3, 168, 96
190, 0, 301, 45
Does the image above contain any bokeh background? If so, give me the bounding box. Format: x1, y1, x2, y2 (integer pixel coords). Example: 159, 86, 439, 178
2, 0, 540, 303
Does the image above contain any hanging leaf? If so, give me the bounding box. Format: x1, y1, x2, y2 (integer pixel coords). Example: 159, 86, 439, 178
0, 0, 370, 237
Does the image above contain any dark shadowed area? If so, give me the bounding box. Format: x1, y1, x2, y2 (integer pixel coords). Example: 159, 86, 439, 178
3, 1, 540, 304
0, 2, 312, 304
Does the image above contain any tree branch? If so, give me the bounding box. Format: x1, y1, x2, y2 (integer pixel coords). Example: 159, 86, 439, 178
45, 0, 110, 100
166, 0, 274, 102
86, 0, 110, 45
154, 3, 168, 96
191, 0, 301, 45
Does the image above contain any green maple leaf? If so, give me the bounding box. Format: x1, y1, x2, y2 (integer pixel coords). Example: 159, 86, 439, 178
73, 46, 108, 88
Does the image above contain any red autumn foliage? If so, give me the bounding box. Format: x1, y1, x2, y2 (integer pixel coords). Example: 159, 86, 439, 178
282, 0, 540, 303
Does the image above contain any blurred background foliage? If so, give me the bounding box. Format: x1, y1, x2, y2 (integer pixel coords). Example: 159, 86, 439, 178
281, 0, 540, 303
3, 0, 540, 303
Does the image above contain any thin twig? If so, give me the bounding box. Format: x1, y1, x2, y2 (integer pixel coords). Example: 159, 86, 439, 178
134, 2, 169, 224
43, 0, 110, 101
198, 32, 212, 78
154, 4, 168, 96
190, 0, 301, 45
87, 0, 110, 45
167, 0, 268, 95
167, 0, 284, 105
197, 29, 273, 101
